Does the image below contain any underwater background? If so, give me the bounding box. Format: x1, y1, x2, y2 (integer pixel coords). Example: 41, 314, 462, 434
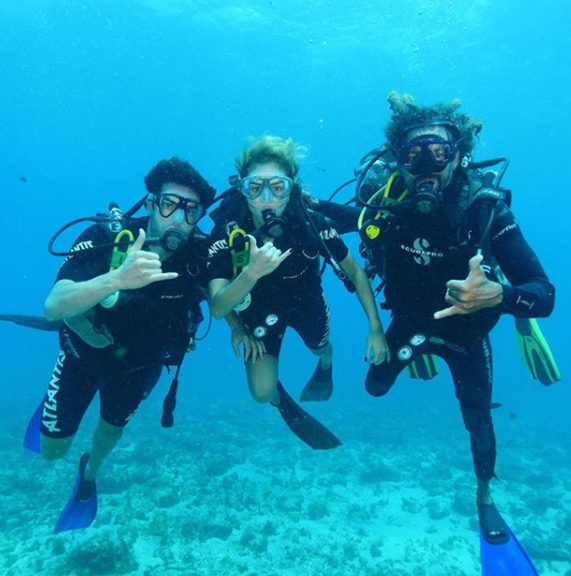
1, 1, 570, 575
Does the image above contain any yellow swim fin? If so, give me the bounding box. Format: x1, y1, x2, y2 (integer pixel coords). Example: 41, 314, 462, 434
407, 354, 439, 381
515, 317, 561, 386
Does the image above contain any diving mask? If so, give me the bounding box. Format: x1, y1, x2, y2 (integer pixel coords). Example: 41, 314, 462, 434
153, 193, 204, 225
398, 136, 460, 176
239, 175, 293, 203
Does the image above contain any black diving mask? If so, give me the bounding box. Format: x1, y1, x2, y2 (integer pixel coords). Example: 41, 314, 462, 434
153, 193, 204, 225
398, 136, 460, 176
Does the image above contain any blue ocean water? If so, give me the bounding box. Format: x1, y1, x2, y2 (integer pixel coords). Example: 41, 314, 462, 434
0, 1, 570, 575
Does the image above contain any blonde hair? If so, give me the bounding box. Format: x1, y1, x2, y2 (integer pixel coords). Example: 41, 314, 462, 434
235, 135, 308, 179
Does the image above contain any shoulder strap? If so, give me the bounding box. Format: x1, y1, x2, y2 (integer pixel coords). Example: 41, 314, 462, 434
99, 227, 135, 309
357, 172, 408, 230
228, 227, 250, 279
109, 229, 135, 270
463, 171, 510, 253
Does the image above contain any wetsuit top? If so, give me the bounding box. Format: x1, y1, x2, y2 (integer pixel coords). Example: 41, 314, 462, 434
56, 217, 207, 366
207, 210, 349, 312
315, 172, 555, 339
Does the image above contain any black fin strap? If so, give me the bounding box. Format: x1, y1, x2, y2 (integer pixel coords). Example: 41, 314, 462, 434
123, 195, 148, 219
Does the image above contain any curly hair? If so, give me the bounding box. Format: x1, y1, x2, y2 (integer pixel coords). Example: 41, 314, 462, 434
384, 91, 483, 158
144, 157, 216, 208
235, 135, 308, 182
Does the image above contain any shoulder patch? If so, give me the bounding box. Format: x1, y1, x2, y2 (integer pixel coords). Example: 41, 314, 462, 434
63, 239, 94, 263
319, 228, 340, 241
208, 239, 229, 258
492, 222, 518, 241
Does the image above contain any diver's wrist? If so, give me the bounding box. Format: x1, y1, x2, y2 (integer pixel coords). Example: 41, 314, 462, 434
225, 312, 243, 330
368, 321, 384, 333
241, 267, 262, 284
103, 269, 124, 293
489, 281, 504, 307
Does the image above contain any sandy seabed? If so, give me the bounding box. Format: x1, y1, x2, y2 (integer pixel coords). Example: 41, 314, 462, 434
1, 391, 570, 576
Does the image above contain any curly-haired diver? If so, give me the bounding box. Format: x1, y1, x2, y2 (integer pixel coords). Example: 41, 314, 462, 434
307, 92, 555, 547
28, 157, 229, 533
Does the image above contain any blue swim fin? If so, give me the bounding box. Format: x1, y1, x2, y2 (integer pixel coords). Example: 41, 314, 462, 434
54, 453, 98, 534
23, 399, 44, 454
0, 314, 61, 332
479, 503, 540, 576
480, 528, 540, 576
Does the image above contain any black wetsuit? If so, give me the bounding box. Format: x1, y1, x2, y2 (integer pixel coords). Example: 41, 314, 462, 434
315, 171, 555, 480
207, 208, 349, 358
41, 218, 207, 438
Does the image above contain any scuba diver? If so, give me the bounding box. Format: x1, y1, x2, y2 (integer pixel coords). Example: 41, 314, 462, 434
21, 157, 230, 533
207, 135, 388, 449
306, 92, 555, 574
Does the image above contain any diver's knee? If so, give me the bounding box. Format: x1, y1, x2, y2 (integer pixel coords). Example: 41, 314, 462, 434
462, 407, 495, 450
40, 436, 73, 460
366, 383, 390, 398
462, 407, 491, 432
311, 342, 332, 358
97, 419, 125, 441
41, 450, 66, 461
248, 377, 278, 404
250, 386, 275, 404
365, 366, 392, 397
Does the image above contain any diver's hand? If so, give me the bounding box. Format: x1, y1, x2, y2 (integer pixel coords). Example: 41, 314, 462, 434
434, 254, 503, 320
114, 229, 179, 290
244, 235, 292, 280
64, 313, 114, 348
365, 326, 390, 365
231, 324, 266, 364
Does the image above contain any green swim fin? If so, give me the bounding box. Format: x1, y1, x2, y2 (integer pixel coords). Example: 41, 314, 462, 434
515, 317, 561, 386
495, 266, 560, 385
407, 354, 439, 381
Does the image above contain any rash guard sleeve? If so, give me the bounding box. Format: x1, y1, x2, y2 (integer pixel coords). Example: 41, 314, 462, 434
490, 203, 555, 318
311, 199, 360, 235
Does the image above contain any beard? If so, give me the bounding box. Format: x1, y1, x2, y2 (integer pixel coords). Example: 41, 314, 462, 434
404, 164, 455, 194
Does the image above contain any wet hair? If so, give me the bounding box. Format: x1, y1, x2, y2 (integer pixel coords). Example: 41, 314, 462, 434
234, 135, 308, 183
144, 157, 216, 208
384, 91, 483, 158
